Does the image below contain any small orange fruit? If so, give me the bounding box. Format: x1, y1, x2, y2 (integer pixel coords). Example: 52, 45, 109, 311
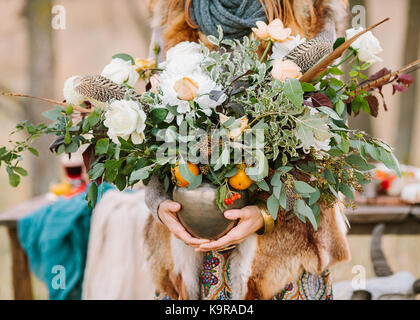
171, 161, 200, 187
228, 168, 253, 190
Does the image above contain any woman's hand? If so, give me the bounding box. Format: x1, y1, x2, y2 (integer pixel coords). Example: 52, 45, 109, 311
158, 200, 210, 248
196, 205, 264, 252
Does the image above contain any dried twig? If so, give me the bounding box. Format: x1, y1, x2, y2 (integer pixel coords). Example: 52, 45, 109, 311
0, 92, 92, 113
354, 59, 420, 95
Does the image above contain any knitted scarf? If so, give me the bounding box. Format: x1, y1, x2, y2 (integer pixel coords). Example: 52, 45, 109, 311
190, 0, 269, 39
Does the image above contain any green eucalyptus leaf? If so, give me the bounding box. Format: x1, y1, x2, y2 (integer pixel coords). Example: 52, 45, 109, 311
150, 108, 169, 124
345, 154, 375, 171
284, 78, 303, 107
95, 138, 109, 155
267, 195, 279, 220
130, 167, 150, 182
378, 148, 401, 177
273, 185, 282, 199
308, 188, 320, 206
8, 173, 20, 187
257, 179, 270, 192
318, 106, 342, 121
89, 163, 105, 180
42, 107, 64, 121
279, 189, 287, 210
14, 167, 28, 176
86, 182, 98, 208
187, 174, 203, 190
296, 199, 318, 230
28, 147, 39, 157
301, 82, 316, 92
112, 53, 135, 65
294, 181, 315, 194
339, 183, 354, 199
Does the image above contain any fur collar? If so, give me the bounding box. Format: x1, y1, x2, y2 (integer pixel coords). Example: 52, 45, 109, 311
144, 203, 350, 299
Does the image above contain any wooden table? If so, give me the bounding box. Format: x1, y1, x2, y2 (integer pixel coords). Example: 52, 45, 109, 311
0, 195, 53, 300
346, 204, 420, 234
1, 195, 419, 299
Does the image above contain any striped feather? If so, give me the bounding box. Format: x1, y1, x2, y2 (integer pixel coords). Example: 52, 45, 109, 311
284, 36, 333, 73
75, 75, 143, 107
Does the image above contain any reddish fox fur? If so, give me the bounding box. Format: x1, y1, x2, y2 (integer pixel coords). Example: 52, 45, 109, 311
143, 0, 350, 300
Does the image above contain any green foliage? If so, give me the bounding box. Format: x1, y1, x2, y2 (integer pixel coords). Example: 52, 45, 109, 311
0, 27, 403, 224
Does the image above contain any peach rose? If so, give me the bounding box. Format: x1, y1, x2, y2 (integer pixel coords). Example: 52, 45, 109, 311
252, 19, 292, 42
173, 77, 199, 101
267, 19, 292, 42
229, 118, 249, 140
252, 21, 270, 40
150, 75, 161, 94
271, 59, 302, 82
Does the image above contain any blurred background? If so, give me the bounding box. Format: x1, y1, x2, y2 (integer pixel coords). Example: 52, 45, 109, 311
0, 0, 419, 299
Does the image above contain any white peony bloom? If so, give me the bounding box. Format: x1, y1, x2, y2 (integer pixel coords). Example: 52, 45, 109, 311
162, 41, 204, 75
63, 76, 84, 106
159, 70, 225, 123
271, 35, 306, 60
346, 27, 383, 64
101, 58, 139, 87
104, 100, 147, 144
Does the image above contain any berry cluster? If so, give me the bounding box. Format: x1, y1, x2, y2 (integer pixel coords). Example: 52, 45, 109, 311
224, 193, 241, 205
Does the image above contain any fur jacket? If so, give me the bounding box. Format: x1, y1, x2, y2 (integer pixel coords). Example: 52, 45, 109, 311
143, 0, 351, 300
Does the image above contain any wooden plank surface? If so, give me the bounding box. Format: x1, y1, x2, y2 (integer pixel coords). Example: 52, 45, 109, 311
347, 216, 420, 235
0, 195, 53, 227
345, 205, 411, 223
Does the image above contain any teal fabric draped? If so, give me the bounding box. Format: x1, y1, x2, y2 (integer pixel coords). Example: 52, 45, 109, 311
17, 183, 114, 300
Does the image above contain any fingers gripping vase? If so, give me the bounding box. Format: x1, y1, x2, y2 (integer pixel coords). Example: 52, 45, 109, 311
172, 182, 248, 240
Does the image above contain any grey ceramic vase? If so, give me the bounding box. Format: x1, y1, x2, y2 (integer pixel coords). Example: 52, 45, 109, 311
172, 182, 248, 240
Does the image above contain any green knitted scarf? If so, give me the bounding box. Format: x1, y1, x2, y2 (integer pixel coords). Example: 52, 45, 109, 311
190, 0, 269, 39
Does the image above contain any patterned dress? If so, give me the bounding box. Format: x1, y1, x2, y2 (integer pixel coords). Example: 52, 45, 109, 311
155, 249, 333, 300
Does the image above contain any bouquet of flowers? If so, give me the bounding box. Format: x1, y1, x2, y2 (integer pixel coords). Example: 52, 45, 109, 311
1, 17, 418, 232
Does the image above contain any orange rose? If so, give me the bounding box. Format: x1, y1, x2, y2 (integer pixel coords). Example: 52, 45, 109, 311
252, 19, 292, 42
173, 77, 199, 101
271, 59, 302, 82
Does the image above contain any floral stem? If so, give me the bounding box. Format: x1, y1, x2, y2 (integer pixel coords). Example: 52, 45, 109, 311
332, 49, 356, 68
247, 111, 278, 128
259, 40, 272, 63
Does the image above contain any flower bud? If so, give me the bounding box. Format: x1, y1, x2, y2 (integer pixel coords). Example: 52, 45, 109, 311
173, 77, 199, 101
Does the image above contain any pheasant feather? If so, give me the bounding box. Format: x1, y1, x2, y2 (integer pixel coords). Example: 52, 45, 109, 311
74, 75, 143, 108
284, 36, 333, 73
299, 18, 391, 83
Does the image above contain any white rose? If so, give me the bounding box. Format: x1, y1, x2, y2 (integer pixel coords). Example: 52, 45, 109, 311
104, 100, 147, 144
101, 58, 139, 87
162, 41, 204, 74
271, 35, 306, 60
308, 107, 331, 152
346, 27, 383, 64
63, 76, 84, 106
